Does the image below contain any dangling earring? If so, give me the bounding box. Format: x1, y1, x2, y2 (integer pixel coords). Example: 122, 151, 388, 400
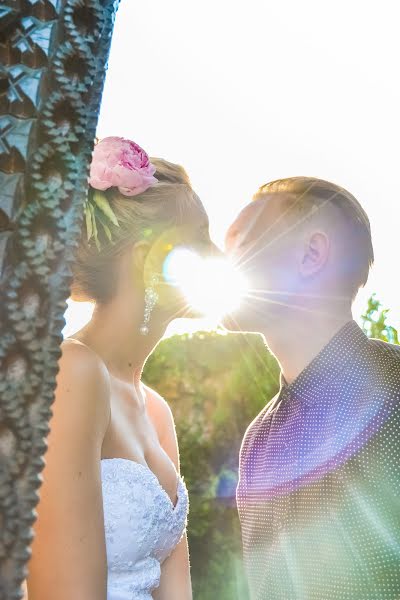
139, 275, 159, 336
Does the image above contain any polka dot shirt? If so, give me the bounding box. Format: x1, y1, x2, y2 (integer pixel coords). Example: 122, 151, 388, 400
237, 321, 400, 599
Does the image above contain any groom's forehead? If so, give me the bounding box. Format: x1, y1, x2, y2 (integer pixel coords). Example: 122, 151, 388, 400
225, 195, 286, 249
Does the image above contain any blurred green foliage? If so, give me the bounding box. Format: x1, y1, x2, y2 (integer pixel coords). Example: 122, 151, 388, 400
144, 331, 279, 599
361, 294, 399, 344
143, 297, 398, 599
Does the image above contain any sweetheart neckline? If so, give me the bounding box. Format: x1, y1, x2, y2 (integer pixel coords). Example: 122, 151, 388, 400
101, 457, 182, 511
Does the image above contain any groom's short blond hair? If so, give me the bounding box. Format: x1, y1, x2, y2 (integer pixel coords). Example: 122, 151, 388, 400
254, 177, 374, 298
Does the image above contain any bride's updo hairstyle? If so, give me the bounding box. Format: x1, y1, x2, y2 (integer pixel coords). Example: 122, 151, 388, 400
71, 137, 207, 304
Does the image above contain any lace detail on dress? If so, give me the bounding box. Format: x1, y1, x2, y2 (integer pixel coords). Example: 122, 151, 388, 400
101, 458, 188, 600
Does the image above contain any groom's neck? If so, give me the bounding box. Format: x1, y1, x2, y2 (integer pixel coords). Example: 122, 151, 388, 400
261, 306, 353, 385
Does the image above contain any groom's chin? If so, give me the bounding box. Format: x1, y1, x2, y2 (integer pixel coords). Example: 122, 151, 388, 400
221, 311, 259, 334
221, 314, 240, 332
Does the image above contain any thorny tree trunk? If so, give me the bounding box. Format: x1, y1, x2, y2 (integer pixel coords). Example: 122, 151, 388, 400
0, 1, 120, 597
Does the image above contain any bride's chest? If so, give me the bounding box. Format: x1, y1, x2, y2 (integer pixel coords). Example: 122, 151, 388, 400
101, 458, 188, 569
103, 386, 179, 505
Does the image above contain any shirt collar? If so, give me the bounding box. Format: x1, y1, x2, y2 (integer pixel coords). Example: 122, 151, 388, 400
279, 320, 370, 405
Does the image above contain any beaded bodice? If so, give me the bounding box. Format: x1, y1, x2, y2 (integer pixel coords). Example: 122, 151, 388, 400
101, 458, 188, 600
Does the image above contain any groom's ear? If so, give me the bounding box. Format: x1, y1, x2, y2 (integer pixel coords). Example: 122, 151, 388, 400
299, 231, 330, 278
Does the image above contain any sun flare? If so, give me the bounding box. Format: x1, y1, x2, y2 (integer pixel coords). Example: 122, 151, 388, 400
163, 247, 248, 321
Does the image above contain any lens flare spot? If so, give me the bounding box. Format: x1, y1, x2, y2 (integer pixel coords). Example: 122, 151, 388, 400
163, 247, 247, 319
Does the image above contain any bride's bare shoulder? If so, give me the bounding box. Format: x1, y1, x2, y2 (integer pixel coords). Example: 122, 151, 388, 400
56, 338, 111, 428
60, 338, 107, 380
143, 385, 173, 425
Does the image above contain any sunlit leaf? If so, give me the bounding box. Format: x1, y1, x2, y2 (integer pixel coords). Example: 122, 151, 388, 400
92, 190, 119, 226
84, 203, 93, 241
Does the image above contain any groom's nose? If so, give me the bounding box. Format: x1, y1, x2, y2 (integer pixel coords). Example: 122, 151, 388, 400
208, 241, 223, 258
198, 239, 223, 259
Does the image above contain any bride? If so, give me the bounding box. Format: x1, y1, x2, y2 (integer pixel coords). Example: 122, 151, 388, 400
27, 137, 215, 600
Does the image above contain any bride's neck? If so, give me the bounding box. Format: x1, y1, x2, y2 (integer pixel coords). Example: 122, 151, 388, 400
78, 298, 167, 384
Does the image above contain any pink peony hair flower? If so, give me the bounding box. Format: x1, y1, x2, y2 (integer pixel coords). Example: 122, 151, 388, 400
88, 136, 158, 197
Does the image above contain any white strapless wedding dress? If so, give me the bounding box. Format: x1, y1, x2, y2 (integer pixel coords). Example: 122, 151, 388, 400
101, 458, 189, 600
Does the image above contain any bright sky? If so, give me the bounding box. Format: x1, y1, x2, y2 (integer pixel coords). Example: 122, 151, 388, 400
64, 0, 399, 338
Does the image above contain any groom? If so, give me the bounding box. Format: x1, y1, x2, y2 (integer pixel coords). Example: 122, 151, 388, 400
224, 177, 400, 599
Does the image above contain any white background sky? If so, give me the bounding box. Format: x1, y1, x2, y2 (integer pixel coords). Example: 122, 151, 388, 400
65, 0, 399, 336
